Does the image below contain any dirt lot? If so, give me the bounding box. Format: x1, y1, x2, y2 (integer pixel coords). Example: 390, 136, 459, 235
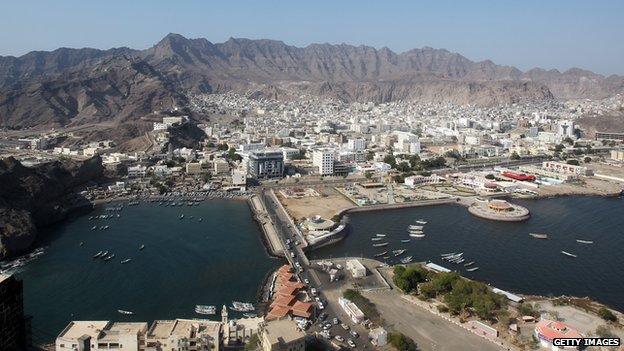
278, 186, 354, 221
536, 177, 622, 197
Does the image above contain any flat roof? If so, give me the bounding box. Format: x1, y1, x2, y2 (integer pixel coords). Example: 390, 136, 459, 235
58, 321, 109, 340
264, 319, 305, 345
425, 262, 451, 273
148, 320, 176, 339
492, 288, 524, 303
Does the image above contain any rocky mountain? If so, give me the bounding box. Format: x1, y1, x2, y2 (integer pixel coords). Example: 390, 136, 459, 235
0, 156, 104, 259
0, 33, 622, 128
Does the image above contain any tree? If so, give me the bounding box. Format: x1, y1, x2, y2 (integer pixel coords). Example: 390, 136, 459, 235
485, 174, 496, 180
364, 171, 373, 179
217, 143, 229, 151
566, 159, 580, 166
388, 332, 417, 351
510, 151, 521, 160
366, 151, 375, 161
227, 147, 242, 161
595, 325, 617, 338
598, 307, 618, 322
554, 144, 565, 152
383, 154, 397, 168
584, 156, 592, 163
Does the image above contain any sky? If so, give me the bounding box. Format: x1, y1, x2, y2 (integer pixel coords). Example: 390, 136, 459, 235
1, 0, 623, 75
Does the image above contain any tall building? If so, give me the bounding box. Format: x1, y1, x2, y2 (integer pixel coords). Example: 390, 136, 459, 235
248, 150, 285, 180
556, 120, 575, 140
312, 149, 335, 175
0, 274, 28, 351
347, 138, 366, 151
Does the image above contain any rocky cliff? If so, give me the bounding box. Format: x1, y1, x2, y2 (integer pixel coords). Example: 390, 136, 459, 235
0, 156, 104, 259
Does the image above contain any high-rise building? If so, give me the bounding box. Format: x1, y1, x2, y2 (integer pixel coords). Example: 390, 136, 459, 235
556, 120, 575, 140
0, 274, 28, 351
248, 150, 285, 180
313, 149, 335, 175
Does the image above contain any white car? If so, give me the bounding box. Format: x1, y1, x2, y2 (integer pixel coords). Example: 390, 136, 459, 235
334, 335, 344, 342
304, 278, 310, 285
318, 302, 325, 310
310, 288, 317, 296
347, 339, 356, 348
341, 323, 350, 330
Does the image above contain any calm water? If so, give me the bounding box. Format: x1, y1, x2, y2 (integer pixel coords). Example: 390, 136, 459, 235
17, 200, 279, 343
309, 196, 624, 311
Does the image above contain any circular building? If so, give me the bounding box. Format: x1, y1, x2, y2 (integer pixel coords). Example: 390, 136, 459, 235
468, 199, 530, 222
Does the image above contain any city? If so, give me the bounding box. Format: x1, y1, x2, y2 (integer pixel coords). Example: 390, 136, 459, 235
1, 1, 624, 351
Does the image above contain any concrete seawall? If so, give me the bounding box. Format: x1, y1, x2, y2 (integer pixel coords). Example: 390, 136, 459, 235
248, 195, 285, 258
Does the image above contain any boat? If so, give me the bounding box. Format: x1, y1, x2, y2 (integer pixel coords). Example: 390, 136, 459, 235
118, 310, 134, 315
103, 254, 115, 261
375, 234, 387, 237
409, 233, 425, 238
409, 230, 424, 235
529, 233, 549, 239
466, 267, 479, 272
415, 220, 427, 224
372, 242, 388, 247
392, 249, 406, 257
440, 252, 456, 257
243, 313, 257, 318
400, 256, 413, 264
92, 251, 103, 258
409, 225, 424, 230
576, 239, 594, 244
198, 218, 203, 222
371, 237, 383, 241
561, 251, 577, 258
195, 305, 216, 315
231, 301, 255, 312
400, 239, 411, 243
91, 226, 97, 230
139, 244, 145, 250
101, 251, 109, 257
373, 251, 388, 257
179, 214, 184, 219
464, 261, 475, 267
121, 258, 132, 264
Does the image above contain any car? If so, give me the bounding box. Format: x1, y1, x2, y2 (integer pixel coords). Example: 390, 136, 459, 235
317, 302, 325, 310
341, 323, 350, 330
323, 324, 331, 330
318, 312, 328, 321
332, 318, 339, 325
310, 288, 317, 296
290, 252, 296, 258
347, 339, 356, 348
334, 335, 344, 342
349, 330, 359, 338
304, 278, 310, 285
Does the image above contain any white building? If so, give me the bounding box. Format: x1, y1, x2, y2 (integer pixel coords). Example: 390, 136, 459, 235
127, 165, 147, 178
369, 327, 387, 346
313, 149, 335, 175
556, 120, 575, 140
56, 321, 148, 351
393, 131, 420, 155
347, 138, 366, 151
338, 297, 366, 324
346, 259, 366, 278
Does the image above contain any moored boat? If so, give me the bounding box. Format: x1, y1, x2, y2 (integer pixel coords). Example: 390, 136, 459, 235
118, 309, 133, 315
466, 267, 479, 272
529, 233, 549, 239
409, 233, 425, 238
400, 239, 411, 243
576, 239, 594, 244
560, 251, 577, 258
372, 242, 388, 247
121, 258, 132, 264
373, 251, 388, 257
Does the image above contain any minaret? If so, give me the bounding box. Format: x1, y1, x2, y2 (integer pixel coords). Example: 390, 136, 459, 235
221, 305, 228, 324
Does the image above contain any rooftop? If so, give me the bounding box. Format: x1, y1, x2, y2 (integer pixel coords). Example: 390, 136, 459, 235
58, 321, 110, 340
263, 319, 305, 344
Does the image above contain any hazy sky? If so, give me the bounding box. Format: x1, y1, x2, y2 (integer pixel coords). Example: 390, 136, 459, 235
1, 0, 623, 75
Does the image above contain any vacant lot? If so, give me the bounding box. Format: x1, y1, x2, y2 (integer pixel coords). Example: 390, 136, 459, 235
278, 186, 354, 221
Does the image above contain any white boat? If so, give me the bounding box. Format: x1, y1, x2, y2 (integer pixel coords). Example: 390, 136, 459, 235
576, 239, 594, 244
400, 239, 411, 243
409, 230, 424, 234
392, 249, 406, 256
179, 214, 184, 219
93, 251, 103, 258
409, 225, 424, 230
409, 233, 425, 238
231, 301, 255, 312
195, 305, 216, 315
466, 267, 479, 272
139, 244, 145, 250
561, 251, 577, 258
464, 261, 475, 267
103, 254, 115, 261
371, 237, 383, 241
400, 256, 413, 264
415, 220, 427, 224
529, 233, 549, 239
372, 242, 388, 247
373, 251, 388, 257
91, 226, 97, 230
375, 234, 387, 237
118, 310, 134, 315
121, 258, 132, 264
440, 252, 456, 257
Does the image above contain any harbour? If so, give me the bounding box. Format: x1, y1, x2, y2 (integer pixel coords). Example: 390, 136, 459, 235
11, 199, 279, 343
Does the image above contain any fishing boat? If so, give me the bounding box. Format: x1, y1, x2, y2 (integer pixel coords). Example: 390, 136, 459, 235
195, 305, 216, 315
529, 233, 549, 239
79, 241, 84, 246
118, 310, 134, 315
93, 251, 103, 259
101, 251, 109, 257
243, 313, 257, 318
121, 258, 132, 264
383, 256, 390, 259
231, 301, 255, 312
415, 220, 427, 224
561, 251, 577, 258
375, 233, 387, 237
373, 251, 388, 257
139, 244, 145, 250
440, 252, 456, 257
392, 249, 406, 256
464, 261, 475, 267
91, 226, 97, 230
400, 256, 413, 264
371, 237, 383, 241
576, 239, 594, 244
466, 267, 479, 272
373, 242, 388, 247
103, 254, 115, 261
409, 225, 424, 230
409, 233, 425, 238
179, 214, 184, 219
400, 239, 411, 243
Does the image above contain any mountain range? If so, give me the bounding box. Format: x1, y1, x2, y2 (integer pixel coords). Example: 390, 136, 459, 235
1, 33, 623, 129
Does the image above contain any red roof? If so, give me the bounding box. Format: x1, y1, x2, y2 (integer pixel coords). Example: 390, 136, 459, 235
535, 319, 582, 341
266, 305, 291, 320
270, 294, 297, 308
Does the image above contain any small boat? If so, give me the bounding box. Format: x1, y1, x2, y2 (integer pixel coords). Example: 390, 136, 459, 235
101, 251, 109, 257
375, 234, 386, 237
103, 254, 115, 261
139, 244, 145, 250
91, 226, 97, 230
118, 310, 134, 315
374, 251, 388, 257
410, 233, 425, 238
529, 233, 549, 239
198, 218, 203, 222
372, 242, 388, 247
415, 220, 427, 224
400, 256, 413, 264
464, 261, 475, 267
121, 258, 132, 264
441, 252, 456, 257
401, 239, 411, 243
560, 251, 577, 258
243, 313, 257, 318
466, 267, 479, 272
576, 239, 594, 244
179, 214, 184, 219
409, 225, 424, 230
195, 305, 216, 315
371, 237, 383, 241
79, 241, 84, 246
392, 249, 406, 257
93, 251, 103, 258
